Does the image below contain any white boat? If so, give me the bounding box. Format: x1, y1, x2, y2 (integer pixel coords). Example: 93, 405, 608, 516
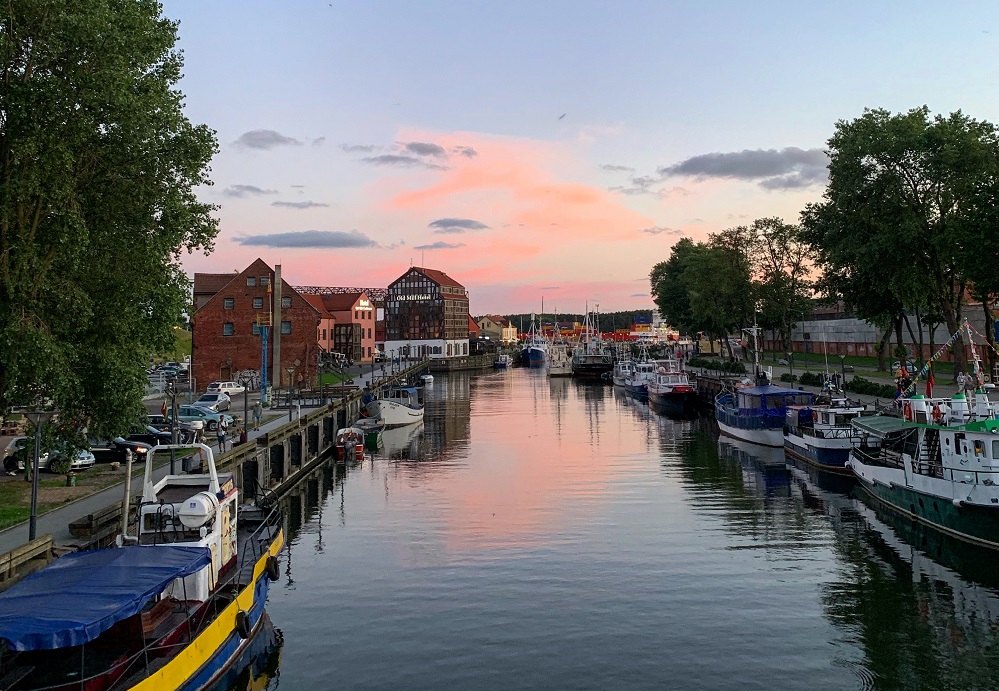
623, 345, 658, 400
611, 360, 634, 387
364, 386, 424, 428
420, 374, 434, 384
547, 343, 573, 377
335, 427, 365, 461
647, 359, 697, 412
784, 391, 868, 475
494, 354, 512, 369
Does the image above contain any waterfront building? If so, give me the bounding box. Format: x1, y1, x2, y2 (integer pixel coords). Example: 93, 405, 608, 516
192, 259, 321, 391
384, 267, 469, 359
476, 315, 512, 342
321, 291, 376, 362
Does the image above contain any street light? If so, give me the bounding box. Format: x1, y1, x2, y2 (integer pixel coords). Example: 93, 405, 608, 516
839, 354, 847, 389
286, 366, 296, 421
238, 371, 254, 433
24, 408, 56, 542
786, 351, 794, 386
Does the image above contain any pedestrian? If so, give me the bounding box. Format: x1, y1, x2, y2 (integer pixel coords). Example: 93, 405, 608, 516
217, 417, 228, 453
957, 371, 967, 394
252, 400, 262, 431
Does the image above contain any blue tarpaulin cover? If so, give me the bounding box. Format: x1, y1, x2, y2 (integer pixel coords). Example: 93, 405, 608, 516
0, 545, 210, 651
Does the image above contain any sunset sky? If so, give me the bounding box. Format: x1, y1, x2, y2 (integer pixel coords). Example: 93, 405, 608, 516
165, 1, 999, 314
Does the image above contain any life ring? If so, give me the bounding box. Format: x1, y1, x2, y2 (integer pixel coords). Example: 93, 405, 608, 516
903, 401, 914, 421
931, 404, 943, 424
235, 610, 252, 639
266, 555, 280, 581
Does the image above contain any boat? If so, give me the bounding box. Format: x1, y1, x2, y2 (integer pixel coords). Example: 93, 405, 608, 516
335, 426, 365, 461
354, 416, 384, 449
848, 389, 999, 550
420, 374, 434, 385
571, 307, 613, 379
647, 359, 697, 413
0, 443, 284, 690
622, 345, 658, 400
547, 343, 573, 377
363, 386, 424, 428
784, 389, 868, 475
611, 359, 634, 387
494, 354, 512, 369
716, 379, 813, 447
520, 313, 547, 368
379, 422, 424, 459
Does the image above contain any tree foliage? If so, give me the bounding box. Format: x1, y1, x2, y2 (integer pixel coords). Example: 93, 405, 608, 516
0, 1, 219, 437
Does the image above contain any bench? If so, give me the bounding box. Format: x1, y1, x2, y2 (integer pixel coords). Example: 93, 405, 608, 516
69, 503, 123, 539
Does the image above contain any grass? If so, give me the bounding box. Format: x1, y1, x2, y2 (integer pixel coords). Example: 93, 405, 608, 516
318, 371, 355, 386
0, 450, 191, 532
762, 350, 957, 376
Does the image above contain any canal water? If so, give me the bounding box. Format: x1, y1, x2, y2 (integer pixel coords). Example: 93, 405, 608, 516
229, 368, 999, 690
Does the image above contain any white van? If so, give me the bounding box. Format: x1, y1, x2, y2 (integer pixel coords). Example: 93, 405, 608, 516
206, 381, 246, 396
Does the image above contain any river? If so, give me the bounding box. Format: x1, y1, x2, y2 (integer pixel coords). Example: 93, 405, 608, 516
225, 368, 999, 690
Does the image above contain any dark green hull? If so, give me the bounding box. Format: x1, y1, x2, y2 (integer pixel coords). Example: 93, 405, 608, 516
856, 476, 999, 551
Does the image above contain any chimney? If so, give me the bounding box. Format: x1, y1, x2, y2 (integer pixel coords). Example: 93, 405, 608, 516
273, 264, 283, 387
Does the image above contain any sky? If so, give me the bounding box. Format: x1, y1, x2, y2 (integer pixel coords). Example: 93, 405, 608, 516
164, 0, 999, 314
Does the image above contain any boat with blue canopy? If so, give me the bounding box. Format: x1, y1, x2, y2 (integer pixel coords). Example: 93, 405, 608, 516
716, 382, 813, 447
0, 443, 283, 691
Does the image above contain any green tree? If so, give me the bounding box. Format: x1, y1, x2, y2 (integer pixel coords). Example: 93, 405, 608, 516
650, 238, 696, 333
0, 1, 219, 438
801, 107, 999, 378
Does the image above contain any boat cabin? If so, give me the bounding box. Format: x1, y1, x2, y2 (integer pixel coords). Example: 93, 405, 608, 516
385, 386, 423, 410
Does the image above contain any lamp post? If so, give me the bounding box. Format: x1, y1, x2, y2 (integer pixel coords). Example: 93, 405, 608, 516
167, 374, 178, 474
839, 355, 847, 389
786, 351, 794, 386
286, 366, 295, 421
239, 371, 253, 433
24, 409, 56, 542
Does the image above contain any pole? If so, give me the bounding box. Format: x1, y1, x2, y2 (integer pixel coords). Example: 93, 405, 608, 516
243, 378, 249, 434
170, 381, 178, 474
29, 422, 41, 541
121, 449, 133, 539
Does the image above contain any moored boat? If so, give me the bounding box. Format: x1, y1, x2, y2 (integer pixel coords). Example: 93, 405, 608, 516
784, 392, 868, 475
716, 381, 814, 447
354, 416, 384, 449
364, 386, 425, 428
611, 360, 634, 387
0, 443, 283, 691
647, 359, 697, 413
494, 354, 512, 369
848, 390, 999, 550
571, 308, 612, 379
547, 343, 573, 377
624, 359, 659, 401
520, 313, 547, 368
335, 426, 366, 461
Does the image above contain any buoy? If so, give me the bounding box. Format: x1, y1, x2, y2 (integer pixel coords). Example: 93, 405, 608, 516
235, 610, 252, 639
266, 555, 280, 581
932, 404, 943, 424
903, 401, 914, 421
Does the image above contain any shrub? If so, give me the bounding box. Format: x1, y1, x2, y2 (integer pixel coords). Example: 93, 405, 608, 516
798, 372, 822, 387
779, 373, 798, 383
844, 376, 897, 398
688, 357, 746, 374
50, 458, 73, 475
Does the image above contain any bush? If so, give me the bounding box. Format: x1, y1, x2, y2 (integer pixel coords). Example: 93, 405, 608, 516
688, 357, 746, 374
50, 458, 72, 475
779, 373, 798, 383
798, 372, 822, 387
844, 376, 897, 398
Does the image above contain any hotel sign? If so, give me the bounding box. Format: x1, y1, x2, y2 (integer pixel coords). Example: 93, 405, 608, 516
358, 298, 373, 310
398, 294, 433, 301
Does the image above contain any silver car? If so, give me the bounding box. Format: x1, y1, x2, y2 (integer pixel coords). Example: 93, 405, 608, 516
195, 392, 231, 412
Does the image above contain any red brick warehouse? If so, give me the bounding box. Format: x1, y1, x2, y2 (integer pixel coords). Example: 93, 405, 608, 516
191, 259, 321, 392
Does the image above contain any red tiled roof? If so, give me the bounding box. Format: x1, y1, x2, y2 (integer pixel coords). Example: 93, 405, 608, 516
193, 272, 238, 296
468, 314, 480, 334
413, 267, 465, 290
322, 292, 366, 312
488, 315, 511, 327
301, 294, 331, 317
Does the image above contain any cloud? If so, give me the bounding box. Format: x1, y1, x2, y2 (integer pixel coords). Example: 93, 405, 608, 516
233, 129, 302, 150
233, 230, 377, 248
539, 286, 560, 290
223, 184, 278, 198
312, 136, 326, 147
609, 175, 663, 196
428, 218, 490, 233
362, 154, 448, 171
413, 241, 466, 250
601, 164, 635, 173
630, 293, 648, 298
658, 146, 828, 190
340, 143, 376, 153
640, 226, 683, 236
271, 201, 331, 209
453, 146, 478, 158
404, 141, 447, 157
290, 184, 305, 189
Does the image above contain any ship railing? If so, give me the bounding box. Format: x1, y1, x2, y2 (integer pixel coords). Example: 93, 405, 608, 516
802, 427, 861, 441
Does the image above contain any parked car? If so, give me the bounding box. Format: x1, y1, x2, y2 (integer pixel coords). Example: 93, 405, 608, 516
4, 438, 94, 473
88, 437, 154, 464
195, 392, 231, 412
127, 424, 174, 447
145, 415, 204, 441
49, 447, 97, 472
892, 361, 917, 375
206, 381, 246, 396
168, 405, 233, 432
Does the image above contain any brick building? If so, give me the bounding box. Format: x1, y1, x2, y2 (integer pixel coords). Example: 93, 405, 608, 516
191, 259, 321, 395
321, 291, 376, 362
384, 267, 469, 359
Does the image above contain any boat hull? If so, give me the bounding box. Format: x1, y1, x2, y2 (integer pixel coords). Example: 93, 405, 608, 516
648, 390, 698, 413
369, 399, 424, 428
572, 358, 613, 379
716, 419, 784, 448
783, 433, 852, 475
521, 347, 546, 367
624, 383, 648, 400
851, 455, 999, 550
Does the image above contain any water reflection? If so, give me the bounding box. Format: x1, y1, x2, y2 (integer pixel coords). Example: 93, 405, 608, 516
211, 613, 283, 691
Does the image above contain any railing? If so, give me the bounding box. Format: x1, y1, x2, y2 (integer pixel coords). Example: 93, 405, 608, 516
0, 535, 54, 591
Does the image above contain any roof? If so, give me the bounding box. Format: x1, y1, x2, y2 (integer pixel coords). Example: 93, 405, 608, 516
737, 385, 810, 397
193, 272, 238, 296
0, 545, 211, 651
468, 314, 480, 334
413, 266, 465, 290
485, 315, 511, 327
301, 294, 330, 316
852, 415, 909, 437
322, 292, 366, 312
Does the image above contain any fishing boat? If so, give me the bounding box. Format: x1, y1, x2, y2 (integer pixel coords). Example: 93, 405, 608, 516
571, 307, 613, 379
784, 390, 868, 475
335, 426, 365, 461
0, 443, 283, 691
494, 354, 511, 369
520, 313, 547, 368
848, 390, 999, 550
716, 378, 813, 448
624, 357, 659, 401
547, 344, 573, 377
354, 416, 384, 449
364, 386, 424, 428
647, 359, 697, 413
611, 359, 634, 387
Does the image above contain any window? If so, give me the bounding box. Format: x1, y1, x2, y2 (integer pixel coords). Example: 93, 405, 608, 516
355, 310, 359, 320
463, 343, 468, 355
281, 321, 291, 335
253, 297, 263, 309
261, 276, 269, 286
368, 328, 372, 339
993, 440, 999, 458
223, 322, 234, 336
281, 297, 291, 309
223, 298, 234, 309
252, 323, 261, 335
247, 277, 256, 287
322, 328, 327, 340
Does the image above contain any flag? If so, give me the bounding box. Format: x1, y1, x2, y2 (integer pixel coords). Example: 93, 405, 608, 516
161, 400, 168, 417
926, 364, 934, 397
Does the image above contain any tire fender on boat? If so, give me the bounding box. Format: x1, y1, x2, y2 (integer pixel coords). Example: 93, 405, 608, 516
235, 610, 252, 639
266, 555, 280, 581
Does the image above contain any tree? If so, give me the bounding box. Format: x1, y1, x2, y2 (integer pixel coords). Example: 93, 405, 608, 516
650, 238, 696, 333
0, 1, 219, 438
801, 107, 999, 378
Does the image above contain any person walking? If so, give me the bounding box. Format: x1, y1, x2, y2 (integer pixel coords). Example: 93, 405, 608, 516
252, 400, 262, 431
217, 416, 228, 453
957, 371, 967, 395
